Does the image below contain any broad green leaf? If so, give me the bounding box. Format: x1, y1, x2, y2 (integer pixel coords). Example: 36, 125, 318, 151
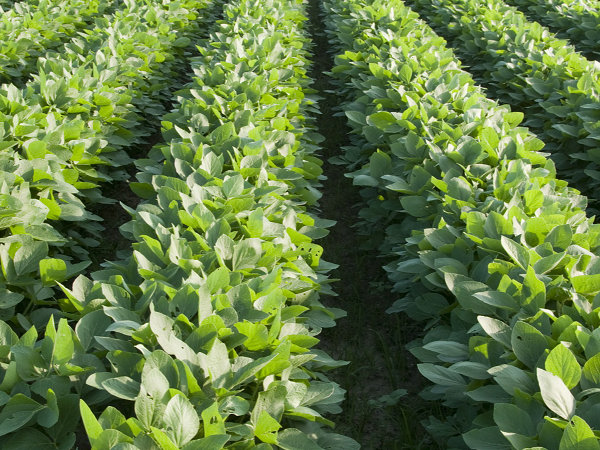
101, 377, 141, 401
0, 394, 44, 437
164, 395, 199, 446
39, 258, 67, 285
583, 353, 600, 385
254, 410, 281, 444
150, 427, 179, 450
493, 403, 535, 436
546, 344, 581, 389
75, 310, 111, 351
545, 225, 573, 251
537, 368, 576, 420
559, 415, 600, 450
489, 365, 537, 396
232, 239, 261, 271
473, 291, 518, 311
201, 402, 225, 437
417, 363, 466, 386
463, 426, 512, 449
14, 241, 47, 276
93, 429, 133, 449
368, 111, 396, 129
572, 275, 600, 295
511, 321, 548, 369
207, 267, 230, 294
501, 236, 529, 270
478, 316, 512, 348
222, 175, 244, 199
181, 435, 231, 450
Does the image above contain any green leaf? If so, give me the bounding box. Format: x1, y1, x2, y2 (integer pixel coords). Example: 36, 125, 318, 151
493, 403, 535, 436
52, 318, 74, 367
400, 196, 429, 217
545, 225, 573, 251
164, 395, 199, 446
75, 310, 111, 351
222, 174, 244, 198
201, 402, 225, 437
511, 321, 548, 368
367, 111, 396, 129
173, 37, 191, 47
0, 427, 54, 449
463, 426, 512, 449
0, 394, 44, 437
537, 368, 576, 420
573, 275, 600, 295
489, 364, 537, 396
39, 258, 67, 285
417, 363, 466, 386
94, 429, 133, 448
583, 353, 600, 385
473, 291, 518, 311
206, 267, 230, 294
80, 400, 103, 444
14, 241, 48, 276
101, 376, 141, 401
559, 416, 600, 450
232, 239, 261, 271
0, 290, 24, 310
478, 316, 512, 348
398, 65, 412, 83
546, 344, 581, 389
25, 141, 47, 160
181, 435, 231, 450
235, 321, 269, 351
254, 410, 281, 444
150, 427, 178, 450
501, 236, 529, 270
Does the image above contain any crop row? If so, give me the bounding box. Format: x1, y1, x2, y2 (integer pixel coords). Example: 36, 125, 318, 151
505, 0, 600, 60
409, 0, 600, 206
0, 0, 218, 446
0, 0, 213, 339
0, 0, 110, 86
323, 0, 600, 447
1, 0, 360, 447
76, 0, 359, 446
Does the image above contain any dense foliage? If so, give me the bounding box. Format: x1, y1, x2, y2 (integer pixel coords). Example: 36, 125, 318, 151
505, 0, 600, 60
324, 0, 600, 447
409, 0, 600, 203
2, 0, 600, 447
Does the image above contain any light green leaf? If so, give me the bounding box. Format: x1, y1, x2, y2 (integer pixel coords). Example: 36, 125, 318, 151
546, 344, 581, 389
254, 411, 281, 444
501, 236, 529, 270
572, 275, 600, 295
39, 258, 67, 285
559, 415, 600, 450
537, 368, 576, 420
583, 353, 600, 385
201, 402, 225, 437
52, 318, 74, 367
232, 239, 261, 271
164, 395, 199, 446
80, 400, 103, 444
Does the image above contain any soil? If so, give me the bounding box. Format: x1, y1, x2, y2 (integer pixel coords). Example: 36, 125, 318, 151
304, 1, 443, 447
